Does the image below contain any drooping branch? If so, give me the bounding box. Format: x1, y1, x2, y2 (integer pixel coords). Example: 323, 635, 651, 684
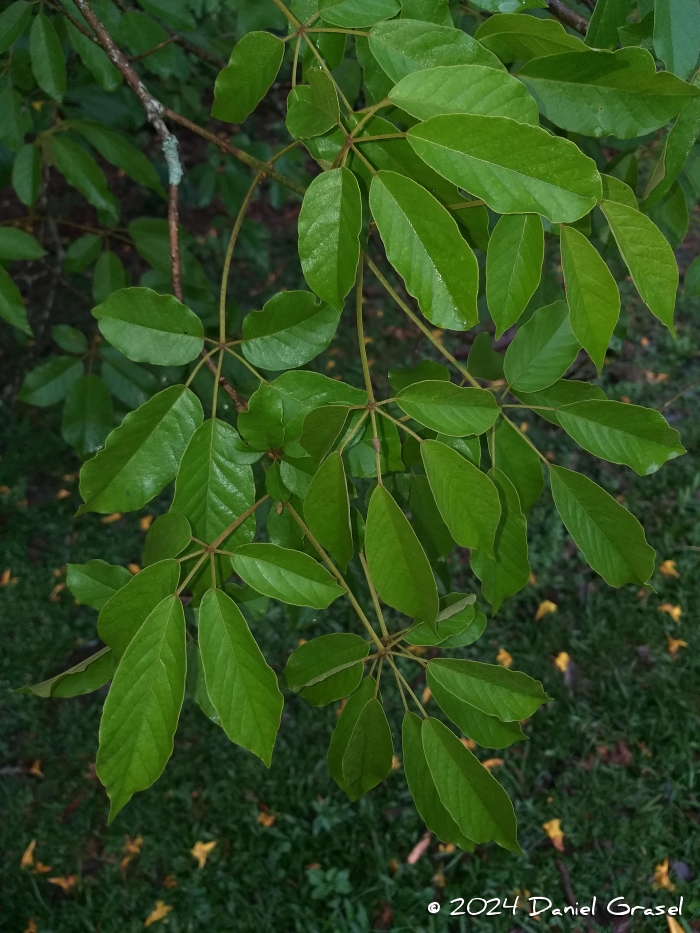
546, 0, 589, 34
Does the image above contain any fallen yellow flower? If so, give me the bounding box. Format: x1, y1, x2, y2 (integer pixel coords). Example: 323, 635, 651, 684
20, 840, 36, 870
144, 901, 173, 928
542, 819, 565, 853
554, 652, 571, 673
190, 840, 217, 869
496, 648, 513, 668
535, 600, 557, 621
658, 603, 682, 623
652, 858, 675, 891
668, 637, 687, 659
659, 560, 680, 579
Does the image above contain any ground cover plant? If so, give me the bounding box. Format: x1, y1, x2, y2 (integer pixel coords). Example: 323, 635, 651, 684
1, 0, 700, 920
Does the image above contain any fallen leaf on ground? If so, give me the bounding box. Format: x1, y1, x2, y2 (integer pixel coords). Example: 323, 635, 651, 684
542, 819, 565, 852
49, 583, 66, 602
659, 560, 680, 579
535, 600, 557, 621
659, 603, 682, 623
20, 840, 36, 869
29, 760, 43, 777
1, 568, 18, 586
24, 920, 37, 933
32, 862, 52, 874
482, 758, 504, 772
162, 875, 178, 889
496, 648, 513, 668
48, 875, 77, 893
144, 901, 173, 928
406, 830, 431, 865
668, 637, 687, 659
554, 652, 571, 673
257, 812, 276, 827
191, 840, 217, 868
652, 858, 675, 891
101, 513, 122, 524
120, 834, 143, 875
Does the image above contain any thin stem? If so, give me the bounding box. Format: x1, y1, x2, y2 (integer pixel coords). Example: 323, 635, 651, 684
447, 199, 485, 211
349, 98, 391, 137
392, 647, 428, 666
352, 133, 406, 143
374, 656, 384, 698
393, 664, 409, 713
185, 346, 219, 387
304, 34, 353, 112
211, 348, 224, 418
292, 33, 301, 89
501, 404, 558, 411
350, 143, 377, 176
337, 410, 369, 454
356, 260, 373, 402
359, 553, 388, 638
375, 407, 423, 444
168, 182, 183, 302
201, 352, 247, 412
210, 551, 216, 589
178, 549, 204, 562
223, 346, 268, 384
499, 412, 550, 466
284, 502, 384, 651
129, 36, 178, 61
176, 552, 208, 595
210, 496, 269, 550
369, 409, 383, 486
306, 27, 369, 35
220, 172, 263, 342
387, 656, 427, 718
270, 0, 301, 28
491, 420, 497, 471
386, 622, 422, 648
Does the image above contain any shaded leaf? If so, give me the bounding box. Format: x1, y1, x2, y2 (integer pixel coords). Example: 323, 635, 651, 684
504, 301, 580, 393
284, 633, 370, 689
231, 543, 344, 609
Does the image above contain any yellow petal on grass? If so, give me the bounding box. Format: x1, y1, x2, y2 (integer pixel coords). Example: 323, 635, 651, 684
29, 760, 43, 777
123, 834, 143, 856
20, 840, 36, 869
56, 489, 71, 500
48, 875, 77, 893
421, 686, 432, 704
542, 819, 565, 853
659, 560, 680, 579
535, 600, 557, 621
49, 583, 66, 602
432, 872, 446, 888
496, 648, 513, 668
144, 901, 173, 928
24, 920, 38, 933
652, 858, 675, 891
101, 513, 122, 524
139, 514, 155, 532
528, 572, 537, 586
438, 843, 456, 854
127, 563, 141, 575
391, 755, 402, 770
32, 862, 52, 874
668, 637, 687, 659
190, 840, 217, 869
482, 758, 504, 772
460, 737, 476, 751
257, 812, 276, 828
668, 917, 684, 933
554, 652, 571, 673
659, 603, 682, 623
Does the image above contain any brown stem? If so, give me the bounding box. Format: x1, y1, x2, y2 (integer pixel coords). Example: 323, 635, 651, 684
128, 36, 179, 62
168, 183, 183, 302
546, 0, 588, 34
201, 353, 248, 412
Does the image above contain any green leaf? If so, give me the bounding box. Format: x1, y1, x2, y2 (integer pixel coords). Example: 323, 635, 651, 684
405, 594, 480, 647
72, 120, 165, 196
78, 386, 203, 515
64, 234, 102, 273
421, 439, 501, 556
370, 171, 479, 331
212, 31, 285, 124
237, 383, 285, 451
300, 665, 364, 706
390, 64, 538, 124
344, 411, 405, 478
436, 434, 482, 467
341, 697, 393, 801
172, 418, 256, 547
52, 137, 118, 225
365, 485, 438, 624
486, 214, 544, 337
96, 594, 186, 821
199, 589, 283, 766
470, 0, 545, 9
53, 324, 87, 355
273, 370, 366, 446
17, 647, 116, 699
0, 87, 30, 152
97, 559, 180, 660
514, 378, 606, 426
18, 356, 84, 406
62, 375, 114, 458
560, 225, 620, 375
648, 180, 688, 251
488, 418, 543, 513
407, 115, 601, 224
399, 0, 452, 23
320, 0, 399, 27
299, 405, 351, 462
518, 48, 699, 139
231, 543, 344, 609
0, 227, 45, 260
298, 167, 362, 312
136, 0, 195, 30
474, 13, 587, 62
471, 469, 530, 613
29, 13, 66, 102
327, 676, 376, 791
422, 717, 520, 852
557, 399, 685, 475
0, 265, 32, 335
586, 0, 633, 49
368, 18, 503, 83
549, 465, 655, 586
242, 291, 339, 370
602, 174, 638, 209
0, 2, 32, 54
654, 0, 700, 79
93, 287, 204, 366
65, 20, 122, 93
12, 143, 42, 207
66, 560, 132, 610
642, 94, 700, 211
101, 347, 158, 411
685, 255, 700, 296
304, 452, 353, 569
428, 658, 549, 720
396, 382, 499, 436
143, 513, 191, 567
504, 301, 580, 393
92, 251, 128, 305
427, 678, 526, 749
388, 360, 450, 393
284, 633, 370, 689
224, 583, 270, 623
601, 200, 678, 334
410, 474, 455, 561
286, 71, 340, 140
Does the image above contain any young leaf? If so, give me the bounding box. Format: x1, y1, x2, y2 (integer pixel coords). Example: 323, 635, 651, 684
51, 137, 119, 225
486, 214, 544, 337
365, 485, 439, 625
212, 31, 285, 124
389, 64, 539, 124
298, 167, 362, 312
504, 301, 580, 393
320, 0, 400, 27
368, 18, 504, 82
284, 633, 370, 689
405, 594, 480, 646
96, 595, 186, 821
474, 13, 587, 61
97, 559, 180, 660
237, 383, 285, 451
286, 71, 340, 140
427, 659, 549, 721
402, 711, 474, 847
427, 679, 526, 749
17, 647, 116, 699
304, 452, 353, 570
549, 465, 655, 586
600, 200, 678, 335
198, 589, 283, 766
171, 419, 256, 547
300, 665, 364, 706
93, 251, 128, 304
0, 265, 32, 335
93, 288, 204, 366
12, 143, 42, 207
18, 357, 84, 407
0, 228, 45, 260
327, 676, 376, 791
143, 513, 191, 567
341, 697, 393, 801
78, 386, 203, 515
514, 379, 606, 426
62, 374, 114, 458
421, 439, 501, 556
518, 48, 699, 139
407, 114, 602, 223
653, 0, 700, 79
488, 418, 543, 513
471, 469, 530, 613
396, 382, 499, 436
0, 2, 32, 54
231, 543, 344, 609
422, 717, 521, 853
560, 225, 620, 374
557, 400, 685, 476
370, 171, 479, 331
66, 560, 132, 610
242, 291, 339, 370
29, 13, 66, 102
